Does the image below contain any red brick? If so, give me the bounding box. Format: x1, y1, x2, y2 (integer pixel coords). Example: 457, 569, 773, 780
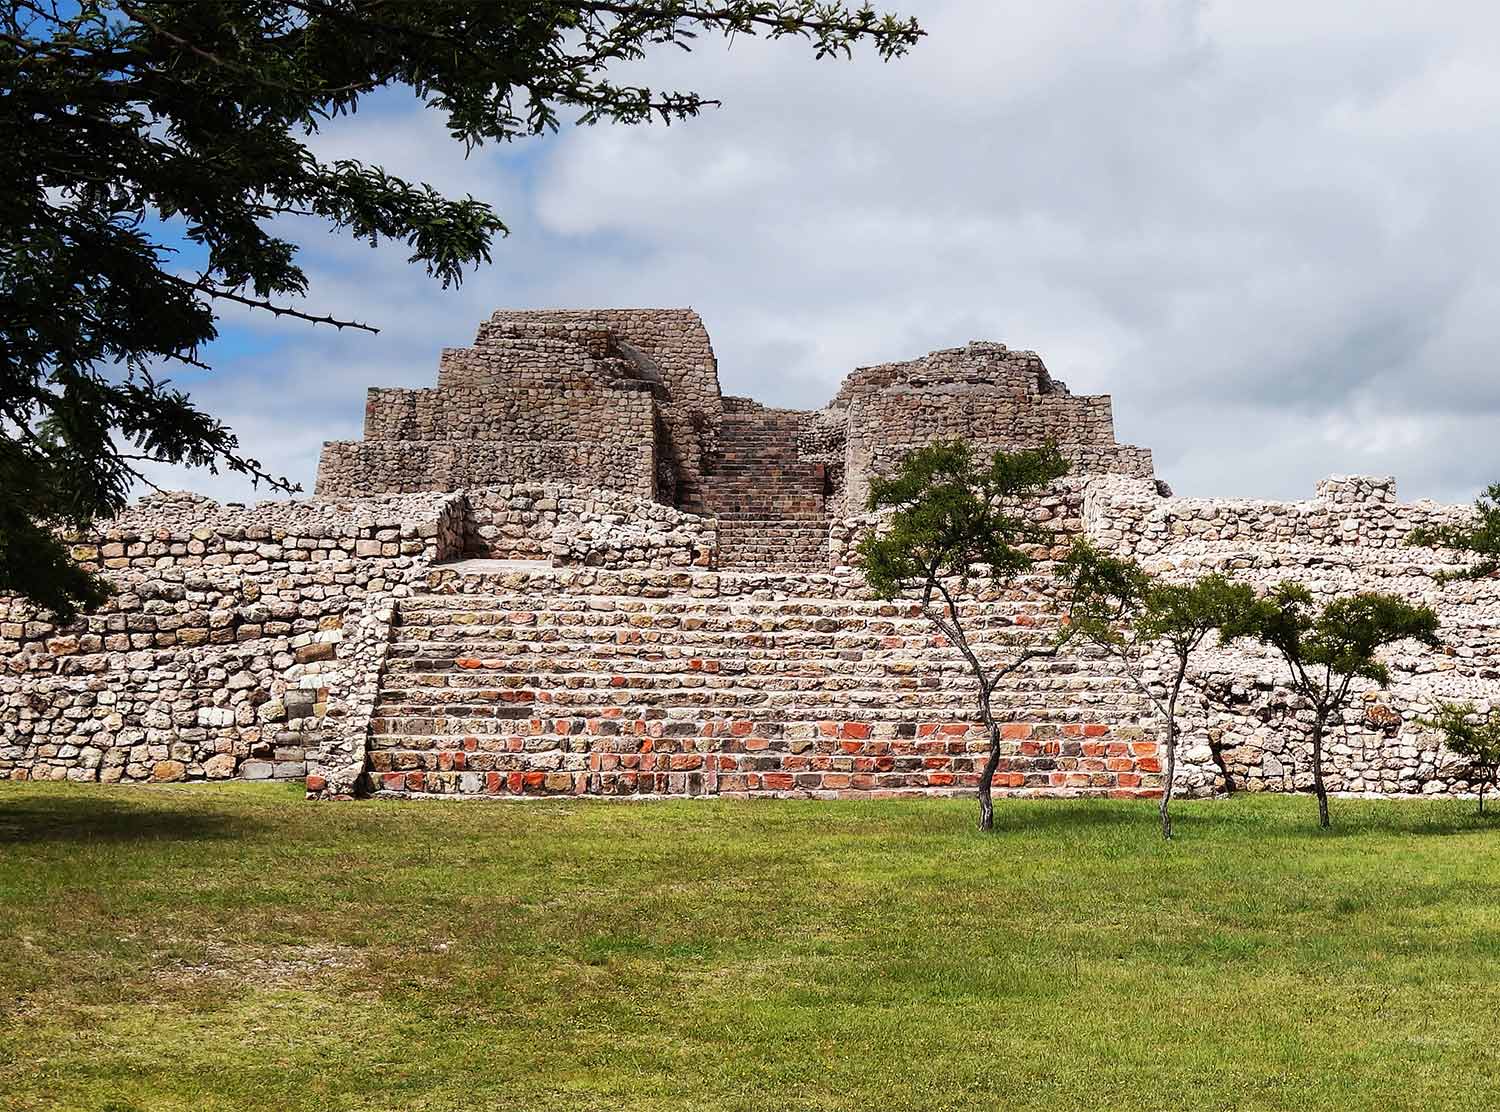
841, 722, 872, 740
1082, 724, 1109, 737
1001, 723, 1032, 740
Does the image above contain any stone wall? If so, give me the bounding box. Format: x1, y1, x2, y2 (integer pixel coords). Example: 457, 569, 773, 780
316, 308, 724, 504
317, 438, 656, 501
463, 484, 716, 569
481, 309, 723, 510
0, 491, 464, 787
834, 342, 1156, 512
4, 473, 1495, 803
1083, 474, 1494, 798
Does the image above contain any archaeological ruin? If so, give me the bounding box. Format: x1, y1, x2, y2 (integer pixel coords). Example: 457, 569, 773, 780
2, 308, 1495, 802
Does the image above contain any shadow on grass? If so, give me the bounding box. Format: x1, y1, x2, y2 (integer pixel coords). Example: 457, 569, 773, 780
0, 794, 268, 845
981, 793, 1500, 840
1309, 813, 1500, 839
973, 799, 1248, 837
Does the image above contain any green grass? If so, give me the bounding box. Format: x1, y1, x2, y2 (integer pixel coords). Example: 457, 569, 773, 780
3, 785, 1500, 1111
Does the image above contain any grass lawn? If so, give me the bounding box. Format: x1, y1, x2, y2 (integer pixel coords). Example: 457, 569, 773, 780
2, 785, 1499, 1111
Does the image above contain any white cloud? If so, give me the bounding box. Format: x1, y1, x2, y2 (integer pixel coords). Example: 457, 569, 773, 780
146, 0, 1500, 506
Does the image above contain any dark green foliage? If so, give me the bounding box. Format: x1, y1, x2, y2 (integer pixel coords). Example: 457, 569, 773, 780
2, 1, 922, 618
854, 439, 1070, 831
1059, 540, 1255, 659
1057, 540, 1256, 838
1225, 585, 1441, 690
856, 438, 1070, 598
1420, 701, 1500, 813
1407, 483, 1500, 581
1222, 583, 1441, 828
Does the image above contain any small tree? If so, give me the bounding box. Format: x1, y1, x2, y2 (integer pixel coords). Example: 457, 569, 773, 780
1407, 483, 1500, 580
1058, 541, 1254, 839
854, 439, 1069, 831
1223, 584, 1440, 828
1420, 702, 1500, 814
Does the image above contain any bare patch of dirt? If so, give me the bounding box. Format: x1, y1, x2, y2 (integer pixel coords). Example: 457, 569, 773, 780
153, 940, 362, 988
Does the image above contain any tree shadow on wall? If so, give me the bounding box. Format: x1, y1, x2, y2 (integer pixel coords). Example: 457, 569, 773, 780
0, 793, 269, 845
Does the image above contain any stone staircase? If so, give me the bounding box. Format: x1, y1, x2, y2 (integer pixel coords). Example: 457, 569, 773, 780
363, 566, 1159, 799
714, 513, 829, 570
707, 399, 829, 569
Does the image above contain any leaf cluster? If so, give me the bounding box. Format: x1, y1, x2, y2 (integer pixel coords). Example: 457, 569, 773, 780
1223, 583, 1440, 699
1407, 482, 1500, 581
1, 0, 921, 617
854, 439, 1070, 600
1057, 540, 1255, 660
1420, 701, 1500, 780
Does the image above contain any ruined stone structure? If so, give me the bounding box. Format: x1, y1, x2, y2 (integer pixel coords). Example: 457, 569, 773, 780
3, 309, 1494, 804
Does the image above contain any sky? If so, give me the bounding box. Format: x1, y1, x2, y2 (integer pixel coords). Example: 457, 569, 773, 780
146, 0, 1500, 506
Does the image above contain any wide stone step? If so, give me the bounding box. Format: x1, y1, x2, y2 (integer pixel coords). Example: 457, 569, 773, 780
394, 593, 1049, 617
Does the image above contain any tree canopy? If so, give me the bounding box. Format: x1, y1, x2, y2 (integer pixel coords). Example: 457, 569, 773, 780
1, 0, 922, 617
1408, 482, 1500, 581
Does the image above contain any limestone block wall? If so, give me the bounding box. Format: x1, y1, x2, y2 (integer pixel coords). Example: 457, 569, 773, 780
462, 484, 717, 569
479, 308, 723, 510
845, 386, 1154, 511
0, 492, 465, 786
316, 308, 720, 510
316, 439, 656, 501
815, 342, 1156, 513
5, 473, 1497, 804
360, 381, 654, 443
1083, 474, 1495, 798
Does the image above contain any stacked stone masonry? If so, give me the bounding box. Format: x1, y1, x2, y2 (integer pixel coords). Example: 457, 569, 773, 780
3, 309, 1495, 804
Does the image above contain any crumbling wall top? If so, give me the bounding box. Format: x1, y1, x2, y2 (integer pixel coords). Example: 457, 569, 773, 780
829, 341, 1067, 410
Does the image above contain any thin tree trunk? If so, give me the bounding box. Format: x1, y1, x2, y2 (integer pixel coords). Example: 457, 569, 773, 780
1209, 738, 1236, 795
1311, 717, 1331, 829
978, 719, 1001, 832
1160, 668, 1185, 841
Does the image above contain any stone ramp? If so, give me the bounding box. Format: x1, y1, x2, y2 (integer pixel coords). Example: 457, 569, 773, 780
363, 567, 1161, 799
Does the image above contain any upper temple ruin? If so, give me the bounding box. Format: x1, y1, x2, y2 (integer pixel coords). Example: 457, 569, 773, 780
314, 308, 1158, 567
3, 308, 1497, 803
